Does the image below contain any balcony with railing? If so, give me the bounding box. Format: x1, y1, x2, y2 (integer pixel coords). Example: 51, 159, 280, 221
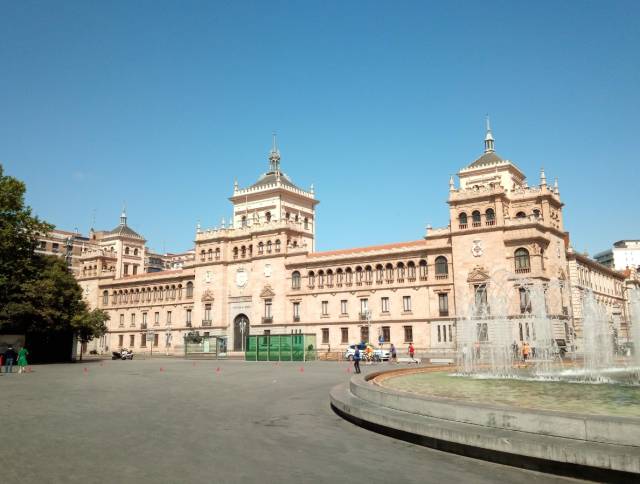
262, 317, 273, 324
435, 273, 449, 280
202, 319, 212, 327
359, 312, 369, 321
293, 316, 300, 322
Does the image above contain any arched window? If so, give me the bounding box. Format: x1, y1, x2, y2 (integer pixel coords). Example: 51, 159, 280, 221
533, 209, 541, 219
215, 248, 220, 260
292, 271, 301, 290
435, 256, 448, 277
266, 241, 272, 253
514, 248, 530, 273
241, 246, 246, 258
407, 261, 416, 280
102, 290, 109, 306
233, 247, 238, 259
485, 208, 495, 225
275, 240, 281, 252
336, 268, 344, 285
200, 250, 206, 261
241, 215, 247, 227
385, 263, 394, 282
248, 244, 253, 257
327, 269, 334, 286
396, 262, 405, 281
134, 248, 139, 256
258, 242, 264, 255
459, 212, 468, 228
308, 271, 315, 288
376, 264, 384, 283
318, 270, 325, 287
125, 247, 130, 255
345, 267, 353, 285
516, 211, 527, 219
186, 282, 194, 298
304, 217, 309, 229
207, 249, 213, 261
285, 212, 290, 221
355, 266, 363, 284
472, 210, 481, 226
265, 211, 272, 223
365, 265, 372, 283
177, 284, 183, 299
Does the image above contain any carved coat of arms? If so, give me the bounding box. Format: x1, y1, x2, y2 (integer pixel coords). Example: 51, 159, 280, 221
471, 240, 483, 257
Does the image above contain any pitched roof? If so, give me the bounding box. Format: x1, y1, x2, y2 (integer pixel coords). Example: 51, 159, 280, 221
250, 171, 300, 190
468, 151, 504, 168
308, 240, 426, 259
107, 224, 144, 240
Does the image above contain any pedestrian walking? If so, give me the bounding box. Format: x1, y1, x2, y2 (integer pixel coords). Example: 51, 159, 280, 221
390, 343, 397, 364
4, 346, 17, 374
408, 342, 415, 361
353, 346, 361, 374
17, 346, 29, 374
522, 342, 531, 362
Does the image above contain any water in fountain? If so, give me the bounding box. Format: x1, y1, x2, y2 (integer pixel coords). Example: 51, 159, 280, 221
581, 290, 614, 380
628, 287, 640, 367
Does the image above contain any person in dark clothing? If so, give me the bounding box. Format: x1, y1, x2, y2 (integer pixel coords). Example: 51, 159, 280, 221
4, 346, 17, 374
353, 346, 361, 374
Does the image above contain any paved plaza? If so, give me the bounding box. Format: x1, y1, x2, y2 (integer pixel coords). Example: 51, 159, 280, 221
0, 359, 583, 484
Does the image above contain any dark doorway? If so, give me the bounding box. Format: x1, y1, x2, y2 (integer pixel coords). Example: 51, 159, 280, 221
233, 314, 250, 351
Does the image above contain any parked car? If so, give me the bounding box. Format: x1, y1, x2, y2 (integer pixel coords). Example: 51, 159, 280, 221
344, 344, 390, 361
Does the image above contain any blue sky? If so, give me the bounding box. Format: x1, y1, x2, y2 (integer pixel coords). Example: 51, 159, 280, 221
1, 0, 638, 255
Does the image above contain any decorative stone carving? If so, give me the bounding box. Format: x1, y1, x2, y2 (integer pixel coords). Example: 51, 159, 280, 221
471, 239, 483, 257
201, 289, 214, 302
260, 284, 275, 298
467, 266, 490, 283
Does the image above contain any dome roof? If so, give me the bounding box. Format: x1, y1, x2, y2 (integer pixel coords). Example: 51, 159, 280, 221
107, 223, 144, 240
250, 171, 300, 190
468, 151, 504, 168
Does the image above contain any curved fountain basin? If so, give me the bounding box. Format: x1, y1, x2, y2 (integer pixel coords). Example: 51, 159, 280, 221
380, 369, 640, 418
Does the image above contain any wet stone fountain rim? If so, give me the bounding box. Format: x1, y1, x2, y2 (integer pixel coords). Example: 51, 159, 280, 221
330, 366, 640, 478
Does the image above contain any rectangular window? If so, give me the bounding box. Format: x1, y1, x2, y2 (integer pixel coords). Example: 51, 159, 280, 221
437, 325, 441, 342
403, 325, 413, 343
360, 326, 369, 343
474, 284, 488, 311
167, 311, 172, 324
52, 243, 59, 253
341, 327, 348, 344
130, 313, 136, 327
154, 312, 160, 325
519, 288, 531, 314
322, 328, 329, 344
142, 313, 147, 328
360, 298, 368, 314
186, 309, 192, 326
448, 324, 452, 343
204, 304, 212, 321
340, 300, 347, 315
438, 293, 449, 317
130, 335, 135, 347
141, 333, 147, 347
263, 329, 270, 336
123, 264, 129, 275
132, 265, 138, 275
118, 335, 124, 347
153, 334, 159, 347
477, 322, 489, 342
382, 326, 390, 343
120, 314, 124, 327
263, 299, 272, 323
381, 297, 389, 313
321, 301, 328, 316
403, 296, 411, 312
293, 302, 300, 321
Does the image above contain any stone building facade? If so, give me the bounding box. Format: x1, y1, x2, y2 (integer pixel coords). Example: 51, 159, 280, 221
69, 126, 634, 357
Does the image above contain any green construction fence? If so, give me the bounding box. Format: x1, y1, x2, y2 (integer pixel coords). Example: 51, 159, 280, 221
245, 334, 317, 361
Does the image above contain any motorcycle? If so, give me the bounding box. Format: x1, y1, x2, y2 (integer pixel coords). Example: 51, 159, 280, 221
111, 349, 134, 360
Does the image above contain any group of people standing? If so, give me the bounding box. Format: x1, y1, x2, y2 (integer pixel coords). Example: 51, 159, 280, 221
352, 342, 414, 374
1, 346, 29, 374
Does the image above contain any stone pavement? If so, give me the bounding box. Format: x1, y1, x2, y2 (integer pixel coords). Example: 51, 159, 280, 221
0, 359, 583, 484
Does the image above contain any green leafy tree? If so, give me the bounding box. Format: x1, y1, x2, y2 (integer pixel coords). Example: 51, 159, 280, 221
0, 164, 53, 327
73, 307, 109, 361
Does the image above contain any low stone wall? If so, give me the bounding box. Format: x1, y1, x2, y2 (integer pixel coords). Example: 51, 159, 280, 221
330, 367, 640, 477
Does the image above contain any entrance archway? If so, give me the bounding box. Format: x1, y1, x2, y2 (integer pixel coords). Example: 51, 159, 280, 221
233, 314, 250, 351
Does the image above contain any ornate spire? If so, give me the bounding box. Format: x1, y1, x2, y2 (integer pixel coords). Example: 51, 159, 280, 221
449, 175, 455, 191
540, 167, 547, 187
484, 115, 495, 153
268, 131, 281, 172
120, 205, 127, 226
554, 177, 559, 194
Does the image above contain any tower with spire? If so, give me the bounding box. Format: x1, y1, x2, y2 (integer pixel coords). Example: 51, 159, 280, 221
484, 116, 495, 153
